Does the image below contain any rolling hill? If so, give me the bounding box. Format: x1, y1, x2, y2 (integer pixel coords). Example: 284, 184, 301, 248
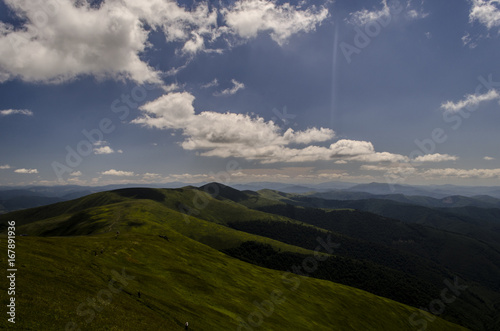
0, 185, 496, 330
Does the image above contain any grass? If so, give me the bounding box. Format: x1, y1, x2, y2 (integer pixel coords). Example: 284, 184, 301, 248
0, 187, 470, 330
0, 232, 467, 330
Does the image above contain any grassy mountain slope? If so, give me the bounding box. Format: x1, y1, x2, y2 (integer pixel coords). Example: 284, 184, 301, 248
0, 187, 468, 330
6, 194, 314, 256
0, 233, 466, 331
196, 185, 500, 329
5, 186, 491, 329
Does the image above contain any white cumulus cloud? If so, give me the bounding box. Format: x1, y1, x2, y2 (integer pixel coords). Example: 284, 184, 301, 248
469, 0, 500, 29
101, 169, 135, 176
15, 168, 38, 174
222, 0, 329, 45
0, 0, 162, 84
133, 91, 407, 164
93, 141, 122, 155
0, 0, 329, 84
413, 153, 458, 162
94, 146, 116, 155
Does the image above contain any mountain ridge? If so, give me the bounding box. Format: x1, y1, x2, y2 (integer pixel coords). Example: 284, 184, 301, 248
0, 185, 473, 330
2, 185, 499, 329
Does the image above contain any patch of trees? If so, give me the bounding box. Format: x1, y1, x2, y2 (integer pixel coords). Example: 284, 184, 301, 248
227, 220, 447, 287
223, 241, 437, 314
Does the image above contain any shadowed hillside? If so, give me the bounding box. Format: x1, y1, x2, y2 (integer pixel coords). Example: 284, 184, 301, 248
0, 185, 494, 330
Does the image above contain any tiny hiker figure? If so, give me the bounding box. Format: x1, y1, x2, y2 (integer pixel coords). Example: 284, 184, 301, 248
185, 321, 189, 330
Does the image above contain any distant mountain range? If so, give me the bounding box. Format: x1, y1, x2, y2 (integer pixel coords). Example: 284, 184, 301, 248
4, 181, 500, 214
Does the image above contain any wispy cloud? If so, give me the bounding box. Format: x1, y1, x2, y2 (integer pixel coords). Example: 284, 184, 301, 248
166, 167, 375, 184
363, 153, 458, 166
163, 83, 181, 93
0, 164, 11, 169
361, 163, 416, 174
0, 109, 33, 116
441, 89, 500, 112
484, 156, 495, 160
461, 32, 478, 49
201, 78, 219, 89
361, 164, 500, 181
14, 168, 38, 174
214, 79, 245, 96
422, 167, 500, 179
347, 0, 428, 26
347, 0, 391, 25
406, 9, 429, 20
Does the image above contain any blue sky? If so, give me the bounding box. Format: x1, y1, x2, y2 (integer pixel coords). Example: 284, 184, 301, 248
1, 0, 500, 187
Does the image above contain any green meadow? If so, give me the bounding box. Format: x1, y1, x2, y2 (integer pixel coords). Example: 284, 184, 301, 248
0, 187, 469, 330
